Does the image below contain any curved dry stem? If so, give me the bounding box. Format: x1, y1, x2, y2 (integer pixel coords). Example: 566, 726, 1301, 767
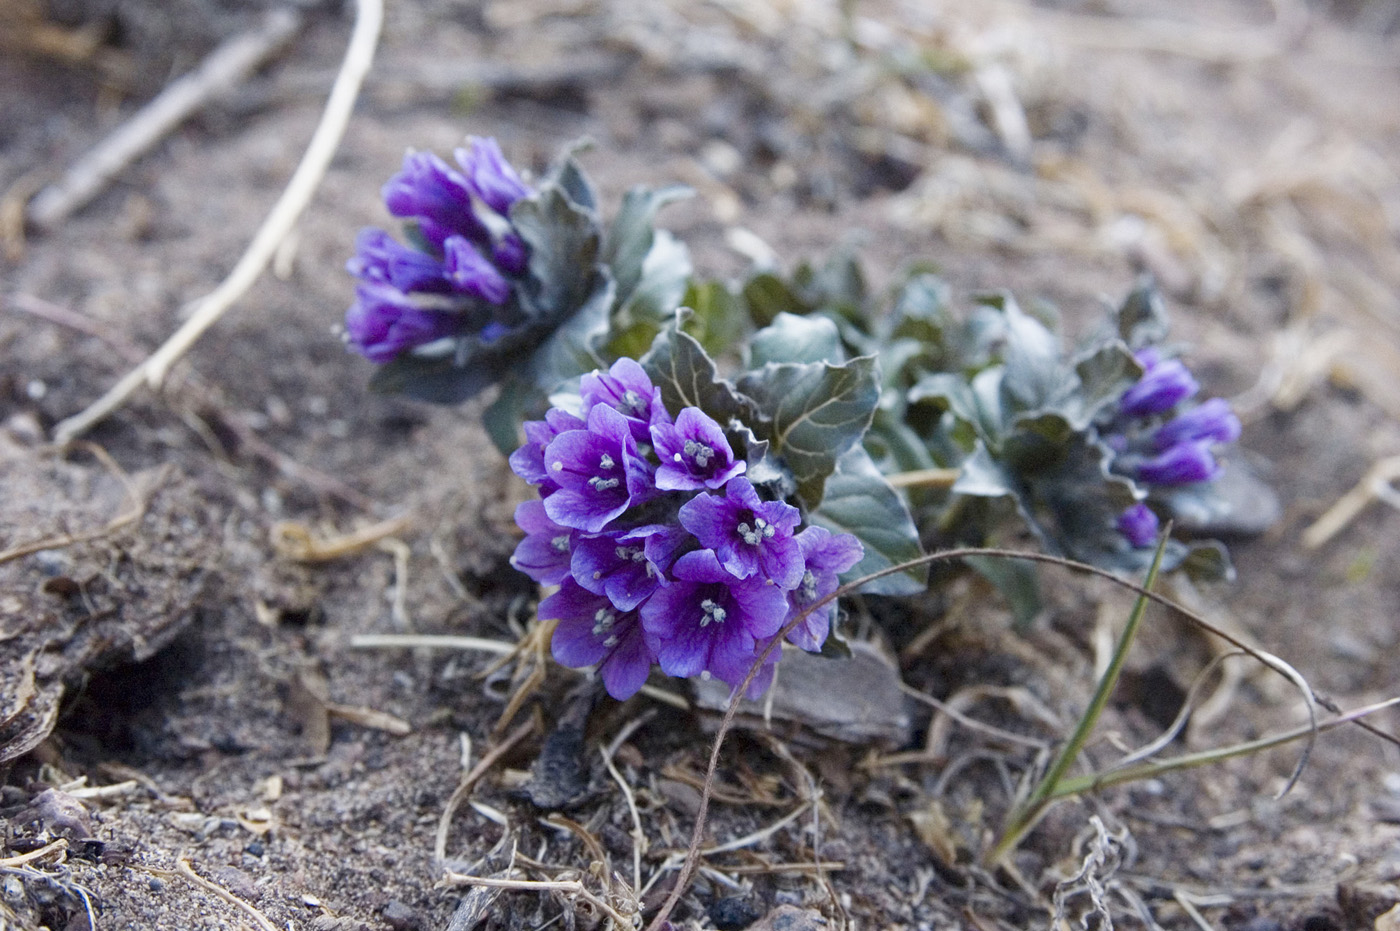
643, 542, 1377, 929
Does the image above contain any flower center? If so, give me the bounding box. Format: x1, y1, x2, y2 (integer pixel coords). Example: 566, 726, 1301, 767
699, 598, 727, 627
588, 476, 621, 491
592, 608, 616, 636
598, 453, 616, 470
736, 516, 775, 546
621, 389, 647, 416
551, 534, 570, 553
798, 569, 818, 603
682, 438, 716, 470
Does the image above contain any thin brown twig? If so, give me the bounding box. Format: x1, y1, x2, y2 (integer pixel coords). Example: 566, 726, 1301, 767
0, 444, 155, 566
0, 839, 67, 868
643, 543, 1394, 931
434, 718, 536, 866
176, 858, 279, 931
25, 10, 302, 231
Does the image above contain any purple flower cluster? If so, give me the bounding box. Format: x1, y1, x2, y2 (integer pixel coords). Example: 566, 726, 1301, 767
345, 138, 532, 363
1108, 348, 1242, 548
509, 359, 864, 700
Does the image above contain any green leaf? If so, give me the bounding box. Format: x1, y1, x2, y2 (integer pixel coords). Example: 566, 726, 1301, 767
1000, 300, 1070, 411
511, 185, 602, 320
810, 446, 927, 595
951, 443, 1017, 498
742, 272, 810, 327
528, 270, 616, 391
737, 356, 880, 505
545, 151, 598, 213
750, 313, 845, 366
680, 280, 749, 359
640, 315, 749, 426
1117, 277, 1169, 347
1065, 341, 1140, 429
481, 378, 534, 456
603, 185, 692, 304
616, 229, 691, 326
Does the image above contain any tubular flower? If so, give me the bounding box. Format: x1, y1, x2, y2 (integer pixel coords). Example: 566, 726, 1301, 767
345, 138, 533, 363
510, 362, 864, 700
1115, 502, 1161, 549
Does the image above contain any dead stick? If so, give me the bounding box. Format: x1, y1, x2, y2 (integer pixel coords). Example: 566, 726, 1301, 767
52, 0, 384, 445
26, 9, 302, 231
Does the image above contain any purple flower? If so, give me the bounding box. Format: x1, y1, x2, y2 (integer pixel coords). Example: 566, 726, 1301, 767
510, 500, 574, 585
442, 235, 510, 304
1153, 398, 1241, 450
347, 228, 449, 293
541, 579, 654, 700
510, 408, 585, 491
492, 233, 529, 276
652, 407, 746, 491
1116, 502, 1161, 549
344, 281, 462, 363
1134, 440, 1220, 485
455, 136, 532, 216
381, 150, 489, 248
571, 526, 667, 611
1119, 356, 1199, 418
543, 404, 657, 533
784, 527, 864, 652
678, 478, 803, 589
580, 359, 671, 443
640, 549, 788, 698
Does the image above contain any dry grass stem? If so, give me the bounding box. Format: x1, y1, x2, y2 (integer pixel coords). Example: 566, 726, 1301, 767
0, 840, 68, 868
25, 9, 301, 231
176, 858, 279, 931
1302, 455, 1400, 548
439, 870, 638, 930
271, 515, 413, 562
0, 444, 155, 566
434, 718, 536, 866
52, 0, 384, 444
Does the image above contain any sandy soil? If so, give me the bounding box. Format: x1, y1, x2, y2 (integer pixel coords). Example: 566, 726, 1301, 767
2, 1, 1399, 929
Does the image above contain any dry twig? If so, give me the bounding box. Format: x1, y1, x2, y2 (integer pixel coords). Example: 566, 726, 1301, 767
176, 858, 279, 931
53, 0, 384, 444
25, 9, 302, 232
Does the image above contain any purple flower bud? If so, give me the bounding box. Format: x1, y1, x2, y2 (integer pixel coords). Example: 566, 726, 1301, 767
581, 358, 671, 444
571, 526, 667, 611
509, 408, 585, 491
678, 477, 803, 589
1134, 440, 1220, 485
382, 150, 489, 247
543, 404, 657, 533
492, 233, 529, 276
510, 500, 573, 585
640, 549, 788, 698
1153, 398, 1241, 450
347, 228, 450, 293
344, 281, 462, 363
541, 579, 654, 700
442, 235, 510, 305
1118, 358, 1199, 418
1116, 502, 1160, 549
455, 136, 531, 215
652, 407, 745, 492
784, 526, 864, 652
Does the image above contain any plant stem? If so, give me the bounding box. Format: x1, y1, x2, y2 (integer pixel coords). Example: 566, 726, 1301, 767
885, 467, 961, 490
1047, 695, 1400, 799
986, 530, 1169, 866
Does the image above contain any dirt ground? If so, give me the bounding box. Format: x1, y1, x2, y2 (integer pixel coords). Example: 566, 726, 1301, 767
2, 0, 1400, 929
